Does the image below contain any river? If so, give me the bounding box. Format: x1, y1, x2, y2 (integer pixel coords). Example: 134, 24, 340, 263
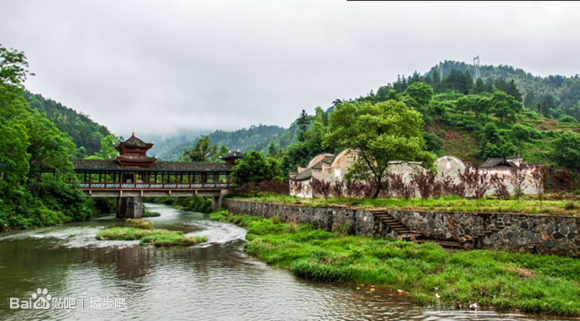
0, 203, 568, 321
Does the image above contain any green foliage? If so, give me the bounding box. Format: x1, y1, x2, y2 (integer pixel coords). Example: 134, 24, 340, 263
148, 196, 213, 213
86, 198, 116, 215
96, 227, 174, 240
140, 234, 208, 247
551, 131, 580, 171
490, 90, 523, 123
559, 115, 578, 123
87, 135, 119, 160
403, 82, 434, 108
23, 91, 111, 155
217, 212, 580, 316
0, 44, 92, 231
181, 136, 226, 162
0, 44, 30, 86
97, 220, 209, 246
232, 151, 283, 187
324, 100, 436, 197
126, 218, 154, 229
159, 125, 285, 161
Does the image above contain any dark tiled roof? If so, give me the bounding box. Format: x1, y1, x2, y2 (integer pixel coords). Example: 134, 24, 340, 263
480, 158, 518, 169
295, 168, 313, 181
118, 135, 152, 148
71, 159, 233, 172
310, 155, 335, 170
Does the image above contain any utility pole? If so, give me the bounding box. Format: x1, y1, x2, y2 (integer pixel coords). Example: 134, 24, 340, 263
473, 55, 481, 81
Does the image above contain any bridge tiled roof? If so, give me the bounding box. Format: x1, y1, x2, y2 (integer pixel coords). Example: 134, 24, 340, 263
71, 159, 233, 172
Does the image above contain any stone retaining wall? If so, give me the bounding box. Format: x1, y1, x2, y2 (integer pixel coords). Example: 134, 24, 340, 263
225, 200, 580, 257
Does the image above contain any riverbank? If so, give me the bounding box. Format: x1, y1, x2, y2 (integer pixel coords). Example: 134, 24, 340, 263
210, 209, 580, 317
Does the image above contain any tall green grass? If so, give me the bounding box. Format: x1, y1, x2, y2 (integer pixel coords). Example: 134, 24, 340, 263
213, 211, 580, 317
96, 226, 208, 247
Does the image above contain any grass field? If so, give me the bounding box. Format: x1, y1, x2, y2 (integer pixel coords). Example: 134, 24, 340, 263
211, 209, 580, 317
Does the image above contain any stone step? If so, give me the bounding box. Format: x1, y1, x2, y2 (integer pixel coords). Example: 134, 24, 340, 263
376, 217, 397, 221
373, 214, 394, 218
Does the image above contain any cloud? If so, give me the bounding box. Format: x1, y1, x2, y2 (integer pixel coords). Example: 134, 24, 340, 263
3, 1, 580, 136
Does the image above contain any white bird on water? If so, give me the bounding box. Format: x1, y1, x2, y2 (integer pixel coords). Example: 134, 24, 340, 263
469, 301, 479, 310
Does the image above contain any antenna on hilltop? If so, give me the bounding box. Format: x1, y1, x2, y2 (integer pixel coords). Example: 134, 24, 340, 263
473, 55, 481, 81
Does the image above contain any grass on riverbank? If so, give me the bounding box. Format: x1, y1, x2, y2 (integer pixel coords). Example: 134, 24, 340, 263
211, 209, 580, 317
140, 234, 208, 247
96, 219, 208, 247
237, 195, 580, 216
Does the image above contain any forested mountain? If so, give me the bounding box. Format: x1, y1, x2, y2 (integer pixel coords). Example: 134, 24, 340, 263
159, 124, 285, 160
418, 61, 580, 121
23, 91, 112, 156
145, 130, 209, 159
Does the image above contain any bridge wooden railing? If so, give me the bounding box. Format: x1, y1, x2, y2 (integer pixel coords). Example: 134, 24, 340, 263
75, 182, 233, 190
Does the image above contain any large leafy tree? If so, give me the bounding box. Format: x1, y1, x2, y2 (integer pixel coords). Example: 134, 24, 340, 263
402, 82, 434, 109
551, 131, 580, 171
0, 45, 31, 87
324, 100, 436, 198
231, 151, 282, 187
456, 95, 490, 119
490, 90, 523, 123
86, 134, 119, 160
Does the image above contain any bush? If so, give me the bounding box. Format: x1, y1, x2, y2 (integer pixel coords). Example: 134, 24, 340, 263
126, 218, 154, 229
559, 115, 578, 123
140, 234, 208, 247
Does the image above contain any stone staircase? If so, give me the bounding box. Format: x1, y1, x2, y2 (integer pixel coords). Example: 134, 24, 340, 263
458, 219, 512, 249
370, 210, 511, 250
370, 210, 418, 240
371, 210, 462, 248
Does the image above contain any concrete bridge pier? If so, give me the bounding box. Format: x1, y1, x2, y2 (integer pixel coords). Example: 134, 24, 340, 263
116, 196, 143, 219
211, 190, 230, 211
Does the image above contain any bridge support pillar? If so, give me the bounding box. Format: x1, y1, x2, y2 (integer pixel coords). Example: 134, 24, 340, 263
211, 190, 229, 211
116, 196, 143, 219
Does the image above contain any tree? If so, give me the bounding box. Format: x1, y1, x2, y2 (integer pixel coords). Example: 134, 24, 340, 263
296, 109, 309, 142
324, 100, 436, 198
0, 44, 31, 87
456, 95, 490, 119
444, 69, 473, 94
231, 151, 282, 194
474, 78, 488, 94
87, 135, 119, 160
490, 90, 523, 123
181, 136, 225, 162
25, 110, 76, 178
267, 143, 277, 156
402, 82, 434, 109
551, 131, 580, 171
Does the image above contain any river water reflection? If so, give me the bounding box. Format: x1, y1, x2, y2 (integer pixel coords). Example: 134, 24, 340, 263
0, 203, 570, 320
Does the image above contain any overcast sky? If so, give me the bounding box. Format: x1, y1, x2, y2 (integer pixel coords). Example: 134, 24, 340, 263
2, 1, 579, 137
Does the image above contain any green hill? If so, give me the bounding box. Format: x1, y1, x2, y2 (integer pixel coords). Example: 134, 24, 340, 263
23, 90, 112, 156
158, 124, 285, 160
